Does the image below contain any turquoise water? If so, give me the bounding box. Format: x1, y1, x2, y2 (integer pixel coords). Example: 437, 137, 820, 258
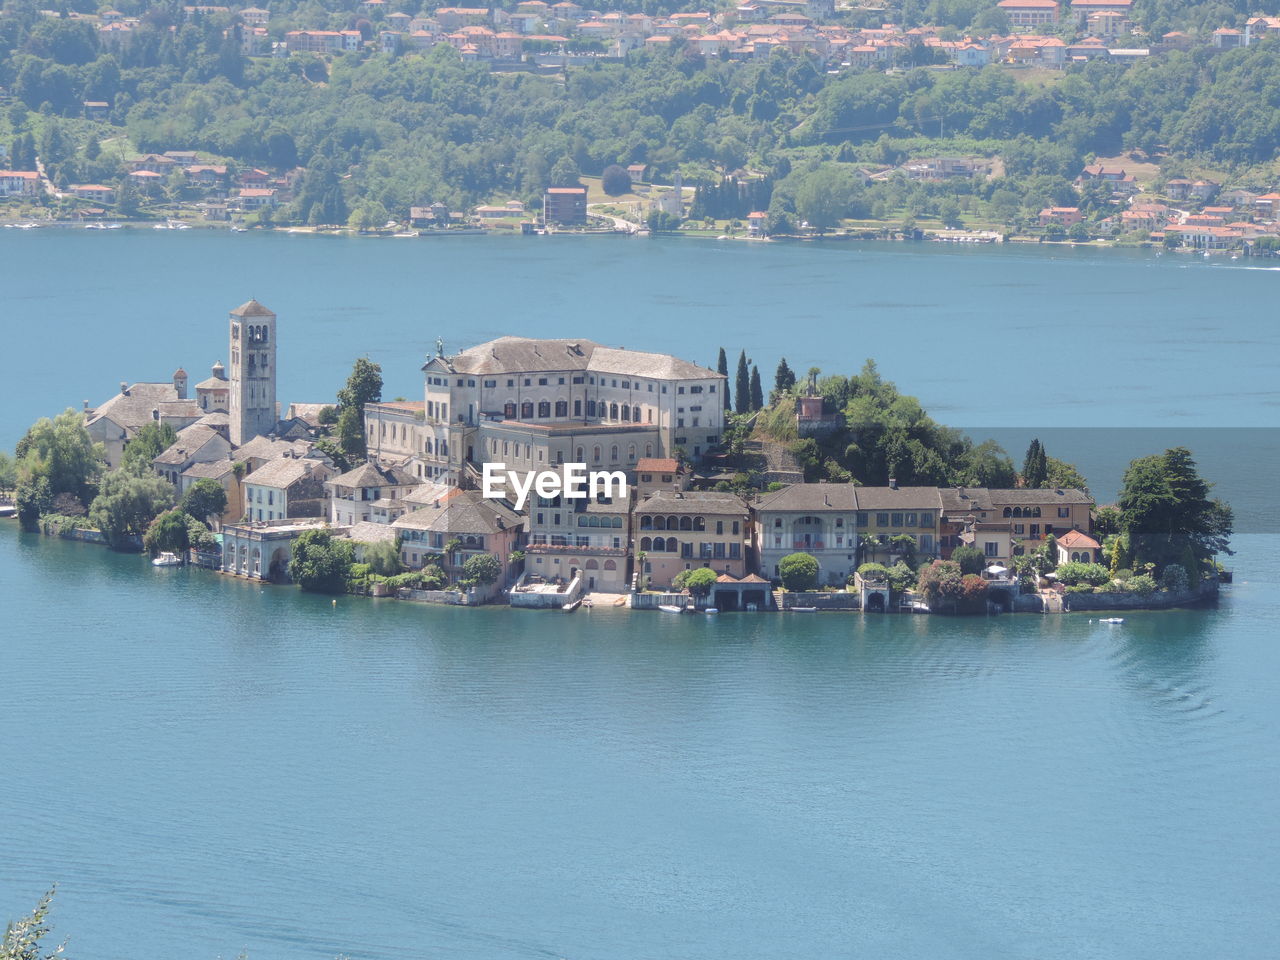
2, 233, 1279, 958
2, 524, 1277, 959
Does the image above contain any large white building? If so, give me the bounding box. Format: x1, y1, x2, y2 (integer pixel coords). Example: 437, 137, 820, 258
368, 336, 726, 487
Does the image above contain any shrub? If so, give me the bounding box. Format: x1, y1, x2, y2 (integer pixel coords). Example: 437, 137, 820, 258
1065, 583, 1095, 594
887, 561, 916, 593
951, 545, 985, 576
856, 562, 889, 582
289, 529, 354, 594
462, 552, 502, 585
1159, 564, 1189, 593
916, 559, 963, 609
1128, 573, 1157, 596
1054, 561, 1111, 587
682, 567, 719, 596
779, 552, 819, 591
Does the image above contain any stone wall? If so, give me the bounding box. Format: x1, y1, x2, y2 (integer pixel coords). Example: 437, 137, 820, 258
780, 592, 860, 610
631, 593, 692, 610
1063, 580, 1219, 612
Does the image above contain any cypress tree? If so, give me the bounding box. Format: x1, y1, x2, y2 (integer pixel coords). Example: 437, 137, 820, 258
1022, 439, 1048, 488
717, 347, 730, 411
774, 357, 796, 396
735, 350, 750, 415
750, 365, 764, 411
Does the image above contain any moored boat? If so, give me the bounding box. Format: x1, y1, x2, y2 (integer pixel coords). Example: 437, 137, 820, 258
658, 604, 685, 614
152, 551, 182, 567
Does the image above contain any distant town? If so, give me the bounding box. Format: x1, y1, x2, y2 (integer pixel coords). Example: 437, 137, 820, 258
1, 300, 1231, 615
3, 1, 1280, 250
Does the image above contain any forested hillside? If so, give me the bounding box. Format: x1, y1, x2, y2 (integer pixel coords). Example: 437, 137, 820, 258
5, 0, 1280, 228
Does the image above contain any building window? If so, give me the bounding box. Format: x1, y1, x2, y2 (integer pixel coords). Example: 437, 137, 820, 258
856, 512, 868, 527
891, 513, 903, 527
538, 401, 550, 418
521, 401, 534, 419
555, 400, 567, 418
877, 513, 889, 526
484, 379, 496, 388
1058, 507, 1071, 518
985, 542, 999, 557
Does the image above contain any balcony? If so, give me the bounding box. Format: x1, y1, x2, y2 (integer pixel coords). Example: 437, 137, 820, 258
793, 541, 825, 550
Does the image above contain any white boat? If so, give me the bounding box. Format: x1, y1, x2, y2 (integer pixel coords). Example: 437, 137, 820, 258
658, 604, 685, 614
562, 599, 582, 612
1099, 617, 1124, 624
152, 551, 182, 567
790, 605, 818, 612
704, 607, 718, 615
105, 223, 122, 229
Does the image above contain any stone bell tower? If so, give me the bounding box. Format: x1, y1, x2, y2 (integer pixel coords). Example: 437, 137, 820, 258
228, 299, 277, 446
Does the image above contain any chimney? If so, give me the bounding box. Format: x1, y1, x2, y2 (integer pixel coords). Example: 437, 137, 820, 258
120, 381, 129, 395
83, 400, 89, 413
889, 477, 898, 490
151, 408, 159, 421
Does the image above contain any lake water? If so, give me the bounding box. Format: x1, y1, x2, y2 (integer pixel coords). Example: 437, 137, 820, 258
2, 232, 1278, 959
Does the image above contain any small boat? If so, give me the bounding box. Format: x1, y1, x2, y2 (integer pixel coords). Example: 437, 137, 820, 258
1099, 617, 1124, 624
152, 551, 182, 567
658, 604, 685, 614
704, 607, 718, 615
230, 226, 248, 233
790, 605, 818, 612
562, 599, 582, 612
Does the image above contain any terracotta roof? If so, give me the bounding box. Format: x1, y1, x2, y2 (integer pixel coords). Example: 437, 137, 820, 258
636, 457, 679, 473
1057, 529, 1100, 549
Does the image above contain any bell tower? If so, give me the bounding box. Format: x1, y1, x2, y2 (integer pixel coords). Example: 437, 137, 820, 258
228, 299, 277, 446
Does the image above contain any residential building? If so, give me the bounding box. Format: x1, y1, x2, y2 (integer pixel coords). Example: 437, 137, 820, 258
754, 482, 859, 585
1039, 206, 1082, 227
242, 455, 334, 522
69, 184, 115, 203
525, 489, 631, 592
221, 517, 331, 581
85, 371, 195, 469
634, 490, 750, 588
179, 458, 242, 527
153, 422, 233, 485
1057, 529, 1101, 564
850, 485, 944, 566
543, 186, 587, 224
634, 457, 689, 499
0, 171, 40, 197
325, 461, 421, 526
997, 0, 1059, 28
392, 488, 524, 584
194, 361, 230, 413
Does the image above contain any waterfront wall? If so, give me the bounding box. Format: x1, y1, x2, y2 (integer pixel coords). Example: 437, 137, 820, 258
632, 593, 691, 610
1063, 580, 1220, 612
780, 592, 860, 611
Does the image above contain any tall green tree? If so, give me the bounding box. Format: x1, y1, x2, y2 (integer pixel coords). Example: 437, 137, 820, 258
749, 364, 764, 411
1118, 447, 1232, 570
734, 350, 750, 415
180, 477, 228, 523
774, 357, 796, 397
120, 421, 177, 473
336, 357, 382, 462
88, 464, 175, 549
717, 347, 730, 411
779, 551, 819, 591
1021, 438, 1048, 488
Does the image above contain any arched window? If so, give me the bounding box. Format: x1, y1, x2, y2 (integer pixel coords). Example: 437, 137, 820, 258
1003, 507, 1013, 518
555, 400, 567, 418
521, 401, 534, 419
645, 443, 653, 457
667, 516, 679, 530
576, 446, 584, 461
585, 559, 599, 570
603, 560, 617, 571
641, 537, 652, 551
1032, 507, 1042, 517
260, 326, 268, 344
640, 516, 653, 529
504, 401, 516, 419
680, 516, 692, 531
693, 516, 705, 532
653, 516, 666, 530
587, 400, 596, 417
666, 537, 678, 553
538, 401, 551, 418
593, 445, 601, 463
611, 445, 619, 462
621, 406, 630, 422
609, 402, 619, 420
612, 517, 622, 528
632, 406, 641, 422
628, 444, 636, 461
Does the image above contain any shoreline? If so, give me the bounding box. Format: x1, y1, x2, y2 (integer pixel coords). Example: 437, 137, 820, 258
7, 517, 1223, 617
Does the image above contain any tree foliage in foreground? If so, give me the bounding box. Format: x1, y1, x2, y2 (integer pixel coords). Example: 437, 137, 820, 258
289, 528, 354, 594
2, 887, 64, 960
